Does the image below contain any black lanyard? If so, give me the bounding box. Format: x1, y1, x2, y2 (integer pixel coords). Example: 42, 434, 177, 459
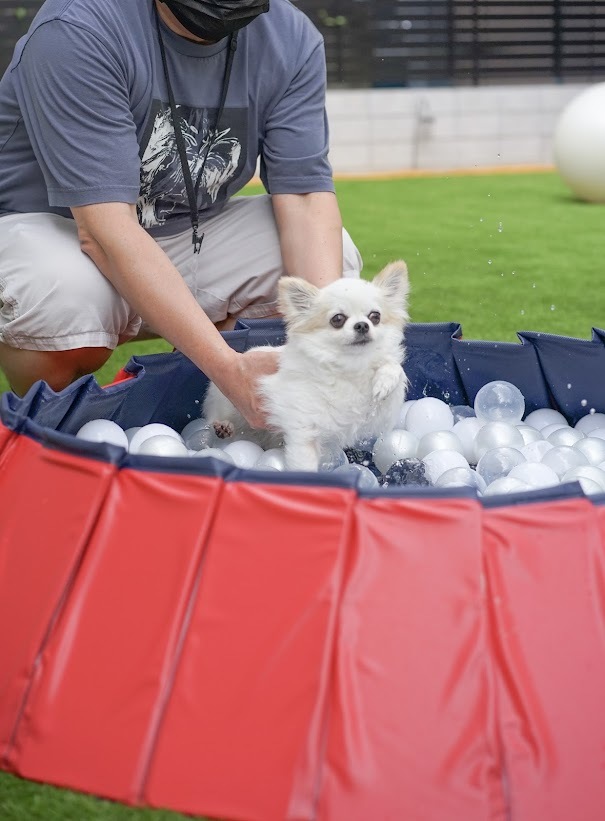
154, 5, 238, 254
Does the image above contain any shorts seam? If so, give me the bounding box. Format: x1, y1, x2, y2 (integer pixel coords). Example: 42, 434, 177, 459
232, 299, 280, 319
0, 330, 120, 351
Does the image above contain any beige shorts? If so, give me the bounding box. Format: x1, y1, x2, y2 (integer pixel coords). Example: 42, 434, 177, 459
0, 194, 363, 351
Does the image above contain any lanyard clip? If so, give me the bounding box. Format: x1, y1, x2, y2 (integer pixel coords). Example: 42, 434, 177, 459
192, 227, 204, 255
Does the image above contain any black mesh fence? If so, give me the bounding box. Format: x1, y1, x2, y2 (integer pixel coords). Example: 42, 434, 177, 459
1, 1, 604, 87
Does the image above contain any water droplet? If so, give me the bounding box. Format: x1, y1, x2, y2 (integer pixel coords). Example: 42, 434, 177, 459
532, 283, 536, 288
488, 259, 492, 265
550, 304, 556, 311
520, 310, 525, 315
498, 222, 503, 232
590, 408, 596, 415
581, 399, 588, 407
567, 383, 572, 389
479, 218, 484, 222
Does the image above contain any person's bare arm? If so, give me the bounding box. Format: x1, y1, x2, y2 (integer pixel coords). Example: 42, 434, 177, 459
71, 201, 276, 427
272, 191, 343, 286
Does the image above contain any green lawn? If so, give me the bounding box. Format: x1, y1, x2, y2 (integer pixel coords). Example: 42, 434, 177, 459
0, 170, 604, 817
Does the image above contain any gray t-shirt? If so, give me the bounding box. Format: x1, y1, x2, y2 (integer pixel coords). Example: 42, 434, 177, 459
0, 0, 334, 236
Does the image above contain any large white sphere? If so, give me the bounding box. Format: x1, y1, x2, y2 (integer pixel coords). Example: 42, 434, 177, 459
129, 423, 183, 454
405, 397, 453, 437
474, 422, 524, 462
136, 435, 189, 458
416, 430, 464, 460
554, 83, 605, 203
575, 412, 605, 435
422, 449, 468, 484
474, 380, 525, 424
221, 440, 265, 469
373, 429, 419, 473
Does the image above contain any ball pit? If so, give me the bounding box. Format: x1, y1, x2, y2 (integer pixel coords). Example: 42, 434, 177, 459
2, 318, 605, 821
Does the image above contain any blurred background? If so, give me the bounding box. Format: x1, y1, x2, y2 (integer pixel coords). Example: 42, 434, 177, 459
1, 1, 604, 174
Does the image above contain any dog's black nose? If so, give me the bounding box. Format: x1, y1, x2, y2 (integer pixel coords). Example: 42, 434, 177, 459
354, 321, 370, 335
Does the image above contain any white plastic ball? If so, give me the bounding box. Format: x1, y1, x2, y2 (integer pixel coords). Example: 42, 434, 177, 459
575, 412, 605, 435
474, 422, 524, 462
590, 429, 605, 442
516, 424, 543, 445
474, 381, 525, 424
574, 477, 605, 496
546, 426, 584, 447
422, 449, 468, 484
524, 408, 568, 431
395, 399, 417, 429
521, 440, 554, 463
129, 423, 183, 454
255, 448, 286, 471
416, 430, 464, 460
189, 447, 235, 465
476, 447, 526, 486
124, 426, 142, 444
541, 445, 589, 478
332, 463, 380, 490
434, 467, 486, 494
507, 462, 560, 489
221, 440, 265, 469
553, 83, 605, 203
452, 417, 484, 464
76, 419, 129, 449
405, 397, 454, 437
561, 465, 605, 492
575, 437, 605, 465
483, 476, 532, 496
372, 429, 419, 473
136, 435, 189, 457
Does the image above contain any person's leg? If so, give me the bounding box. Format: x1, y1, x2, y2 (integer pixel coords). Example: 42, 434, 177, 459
0, 213, 140, 395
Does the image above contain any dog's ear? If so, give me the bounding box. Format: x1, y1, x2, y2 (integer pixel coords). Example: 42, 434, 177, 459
373, 260, 410, 304
278, 276, 319, 319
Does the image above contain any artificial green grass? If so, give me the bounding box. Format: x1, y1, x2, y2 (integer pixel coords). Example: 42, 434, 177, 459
0, 171, 603, 396
0, 771, 204, 820
0, 170, 604, 818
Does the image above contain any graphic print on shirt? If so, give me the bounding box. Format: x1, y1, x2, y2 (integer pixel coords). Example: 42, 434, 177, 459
137, 100, 247, 229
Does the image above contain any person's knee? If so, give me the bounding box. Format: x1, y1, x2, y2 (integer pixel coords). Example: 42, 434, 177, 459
0, 344, 112, 396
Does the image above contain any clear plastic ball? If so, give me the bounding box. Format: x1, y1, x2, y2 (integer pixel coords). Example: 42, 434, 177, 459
473, 422, 524, 462
395, 400, 417, 429
473, 380, 525, 424
318, 444, 349, 472
373, 429, 419, 474
332, 463, 380, 490
416, 430, 464, 460
405, 397, 454, 437
476, 447, 526, 486
434, 467, 486, 493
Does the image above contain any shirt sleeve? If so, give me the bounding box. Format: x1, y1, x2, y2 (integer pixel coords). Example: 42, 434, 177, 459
260, 39, 335, 195
11, 20, 141, 207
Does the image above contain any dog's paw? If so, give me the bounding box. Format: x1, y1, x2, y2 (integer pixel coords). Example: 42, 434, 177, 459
372, 362, 404, 402
212, 420, 235, 440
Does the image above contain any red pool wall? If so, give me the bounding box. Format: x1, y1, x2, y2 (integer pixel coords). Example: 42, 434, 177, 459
2, 421, 605, 821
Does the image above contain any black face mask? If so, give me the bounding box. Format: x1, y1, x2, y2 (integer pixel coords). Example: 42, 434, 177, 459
161, 0, 269, 42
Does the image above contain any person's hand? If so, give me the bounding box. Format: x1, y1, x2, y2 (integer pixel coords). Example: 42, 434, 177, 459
217, 347, 280, 429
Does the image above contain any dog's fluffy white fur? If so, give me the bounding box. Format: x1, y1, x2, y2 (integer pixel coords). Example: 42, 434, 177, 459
202, 260, 410, 472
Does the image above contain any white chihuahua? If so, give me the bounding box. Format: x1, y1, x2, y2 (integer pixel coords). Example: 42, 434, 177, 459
202, 260, 410, 472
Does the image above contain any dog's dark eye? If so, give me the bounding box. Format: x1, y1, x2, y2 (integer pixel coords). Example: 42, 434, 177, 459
330, 313, 347, 329
368, 311, 381, 326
